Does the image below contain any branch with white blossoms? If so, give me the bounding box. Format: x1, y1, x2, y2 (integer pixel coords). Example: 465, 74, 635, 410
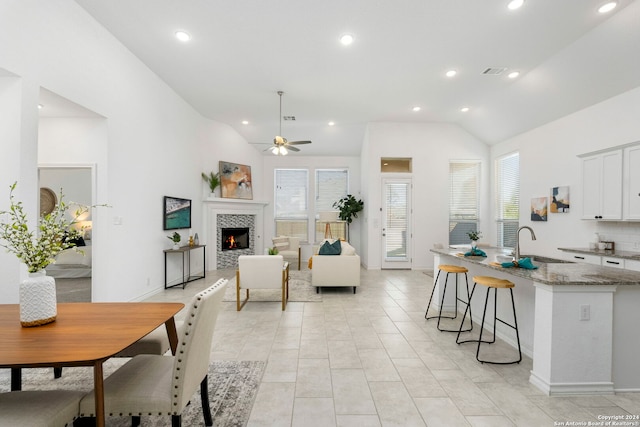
0, 182, 103, 273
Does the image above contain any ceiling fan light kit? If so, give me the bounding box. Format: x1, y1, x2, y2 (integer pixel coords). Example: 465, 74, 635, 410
266, 91, 312, 156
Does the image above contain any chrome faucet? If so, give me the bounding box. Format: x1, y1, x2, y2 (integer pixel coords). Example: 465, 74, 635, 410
514, 226, 537, 260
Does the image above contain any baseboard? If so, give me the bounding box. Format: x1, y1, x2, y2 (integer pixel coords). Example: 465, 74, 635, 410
529, 371, 615, 395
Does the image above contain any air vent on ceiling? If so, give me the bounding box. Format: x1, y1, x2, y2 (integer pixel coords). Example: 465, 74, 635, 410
283, 116, 296, 121
482, 67, 507, 75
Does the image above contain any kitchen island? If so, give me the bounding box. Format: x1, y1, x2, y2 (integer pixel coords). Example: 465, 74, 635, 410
431, 247, 640, 396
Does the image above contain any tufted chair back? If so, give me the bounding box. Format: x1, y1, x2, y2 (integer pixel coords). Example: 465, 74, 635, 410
170, 278, 227, 412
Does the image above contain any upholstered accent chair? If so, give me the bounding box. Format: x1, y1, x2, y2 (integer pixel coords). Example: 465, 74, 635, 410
0, 390, 85, 427
311, 240, 361, 293
271, 236, 301, 270
236, 255, 289, 311
77, 278, 227, 427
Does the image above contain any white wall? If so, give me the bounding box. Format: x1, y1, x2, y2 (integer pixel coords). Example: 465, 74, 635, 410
491, 86, 640, 257
0, 0, 257, 302
362, 122, 490, 270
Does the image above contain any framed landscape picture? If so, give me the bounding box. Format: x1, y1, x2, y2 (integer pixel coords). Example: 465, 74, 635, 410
219, 161, 253, 199
163, 196, 192, 230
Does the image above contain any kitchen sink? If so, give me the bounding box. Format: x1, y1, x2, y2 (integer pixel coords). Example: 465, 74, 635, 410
520, 255, 574, 264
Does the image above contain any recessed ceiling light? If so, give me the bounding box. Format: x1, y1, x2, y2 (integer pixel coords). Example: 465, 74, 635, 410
241, 120, 249, 125
460, 107, 470, 113
328, 121, 335, 126
340, 34, 354, 46
507, 0, 525, 10
412, 106, 421, 112
508, 71, 520, 79
445, 70, 457, 78
598, 2, 617, 13
37, 104, 43, 110
175, 31, 191, 42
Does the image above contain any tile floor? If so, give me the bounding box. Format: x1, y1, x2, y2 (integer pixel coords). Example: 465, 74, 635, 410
145, 267, 640, 427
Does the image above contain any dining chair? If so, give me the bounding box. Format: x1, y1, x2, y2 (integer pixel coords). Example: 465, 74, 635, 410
77, 278, 228, 427
236, 254, 289, 311
0, 389, 85, 427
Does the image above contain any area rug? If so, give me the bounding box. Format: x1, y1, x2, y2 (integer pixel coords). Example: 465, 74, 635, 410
0, 359, 265, 426
223, 270, 321, 302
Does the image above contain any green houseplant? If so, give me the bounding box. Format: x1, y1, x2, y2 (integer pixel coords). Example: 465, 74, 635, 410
167, 231, 181, 249
333, 195, 364, 225
467, 230, 483, 241
201, 171, 221, 196
268, 247, 279, 255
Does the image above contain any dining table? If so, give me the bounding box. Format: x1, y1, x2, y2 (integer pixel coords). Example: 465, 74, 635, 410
0, 302, 184, 427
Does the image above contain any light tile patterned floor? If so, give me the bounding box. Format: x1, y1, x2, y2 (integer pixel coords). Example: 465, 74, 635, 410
145, 267, 640, 427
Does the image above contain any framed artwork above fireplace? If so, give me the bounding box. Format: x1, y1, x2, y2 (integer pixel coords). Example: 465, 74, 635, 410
220, 161, 253, 200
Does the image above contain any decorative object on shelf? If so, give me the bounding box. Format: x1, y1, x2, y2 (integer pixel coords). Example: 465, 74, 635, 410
194, 233, 199, 245
201, 171, 220, 198
0, 182, 93, 327
268, 247, 279, 255
531, 197, 548, 221
219, 161, 253, 200
550, 186, 570, 213
189, 235, 195, 247
466, 230, 482, 249
167, 231, 181, 250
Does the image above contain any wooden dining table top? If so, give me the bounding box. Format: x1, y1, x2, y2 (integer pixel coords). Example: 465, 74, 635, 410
0, 302, 184, 367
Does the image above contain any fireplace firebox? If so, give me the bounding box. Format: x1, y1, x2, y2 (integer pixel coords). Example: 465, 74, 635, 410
221, 227, 250, 251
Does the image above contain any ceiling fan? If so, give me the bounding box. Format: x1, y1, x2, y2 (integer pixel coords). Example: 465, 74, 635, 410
265, 91, 312, 155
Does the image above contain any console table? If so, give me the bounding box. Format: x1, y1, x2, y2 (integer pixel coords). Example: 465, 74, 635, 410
164, 245, 206, 289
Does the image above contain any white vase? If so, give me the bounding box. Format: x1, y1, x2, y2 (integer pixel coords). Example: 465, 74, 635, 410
471, 240, 478, 250
20, 270, 57, 327
173, 243, 180, 250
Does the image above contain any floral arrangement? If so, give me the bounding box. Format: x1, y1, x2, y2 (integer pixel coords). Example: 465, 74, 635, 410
467, 230, 483, 241
0, 182, 90, 273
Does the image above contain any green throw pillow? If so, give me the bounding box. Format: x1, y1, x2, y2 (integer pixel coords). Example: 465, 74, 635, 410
319, 240, 342, 255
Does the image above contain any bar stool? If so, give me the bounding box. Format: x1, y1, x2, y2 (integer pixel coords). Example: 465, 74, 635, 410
456, 275, 522, 365
425, 265, 473, 332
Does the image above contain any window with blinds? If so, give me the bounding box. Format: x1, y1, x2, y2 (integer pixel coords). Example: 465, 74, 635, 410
315, 169, 348, 241
495, 152, 520, 248
449, 161, 480, 245
274, 169, 308, 240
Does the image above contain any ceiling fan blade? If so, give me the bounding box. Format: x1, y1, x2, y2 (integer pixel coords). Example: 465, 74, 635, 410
286, 140, 312, 145
287, 145, 301, 152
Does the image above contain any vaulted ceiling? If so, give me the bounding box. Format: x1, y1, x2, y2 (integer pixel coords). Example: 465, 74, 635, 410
74, 0, 640, 155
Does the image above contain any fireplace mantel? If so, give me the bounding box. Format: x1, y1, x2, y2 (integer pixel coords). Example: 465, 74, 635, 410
203, 198, 269, 207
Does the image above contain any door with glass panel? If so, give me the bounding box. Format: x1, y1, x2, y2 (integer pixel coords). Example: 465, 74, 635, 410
381, 178, 412, 269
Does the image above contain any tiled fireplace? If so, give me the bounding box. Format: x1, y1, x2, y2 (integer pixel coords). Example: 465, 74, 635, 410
203, 199, 267, 270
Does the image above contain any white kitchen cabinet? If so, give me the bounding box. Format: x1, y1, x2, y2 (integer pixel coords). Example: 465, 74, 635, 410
580, 149, 623, 220
626, 259, 640, 272
624, 144, 640, 220
601, 256, 624, 269
568, 253, 602, 265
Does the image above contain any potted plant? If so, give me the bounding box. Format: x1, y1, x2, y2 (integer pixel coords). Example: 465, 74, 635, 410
333, 195, 364, 224
201, 171, 220, 198
167, 231, 181, 249
267, 247, 279, 255
0, 182, 90, 326
467, 230, 482, 249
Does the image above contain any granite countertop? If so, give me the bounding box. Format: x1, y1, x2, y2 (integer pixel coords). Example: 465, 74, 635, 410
558, 247, 640, 261
431, 247, 640, 286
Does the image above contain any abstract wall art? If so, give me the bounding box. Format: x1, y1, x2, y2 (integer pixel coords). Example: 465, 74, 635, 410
219, 161, 253, 200
550, 186, 570, 213
531, 197, 548, 221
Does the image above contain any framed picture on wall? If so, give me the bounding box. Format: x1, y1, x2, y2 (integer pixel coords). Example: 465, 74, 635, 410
531, 197, 548, 222
219, 161, 253, 200
550, 186, 570, 213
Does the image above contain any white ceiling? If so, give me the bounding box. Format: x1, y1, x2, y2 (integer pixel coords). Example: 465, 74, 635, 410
71, 0, 640, 156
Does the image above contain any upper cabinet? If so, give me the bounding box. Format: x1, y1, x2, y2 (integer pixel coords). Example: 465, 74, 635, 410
581, 149, 623, 220
624, 144, 640, 220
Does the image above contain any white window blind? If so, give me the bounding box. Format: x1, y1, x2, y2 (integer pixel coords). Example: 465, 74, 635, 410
495, 152, 520, 248
449, 161, 480, 245
315, 169, 348, 240
275, 169, 308, 240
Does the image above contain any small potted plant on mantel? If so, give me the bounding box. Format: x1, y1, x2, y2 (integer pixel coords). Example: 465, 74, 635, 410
201, 171, 220, 198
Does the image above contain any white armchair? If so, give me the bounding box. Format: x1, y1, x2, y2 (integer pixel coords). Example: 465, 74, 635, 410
272, 236, 301, 270
237, 255, 289, 311
311, 240, 360, 293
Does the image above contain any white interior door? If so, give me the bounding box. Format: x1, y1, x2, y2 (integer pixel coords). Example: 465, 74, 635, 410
381, 178, 412, 269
